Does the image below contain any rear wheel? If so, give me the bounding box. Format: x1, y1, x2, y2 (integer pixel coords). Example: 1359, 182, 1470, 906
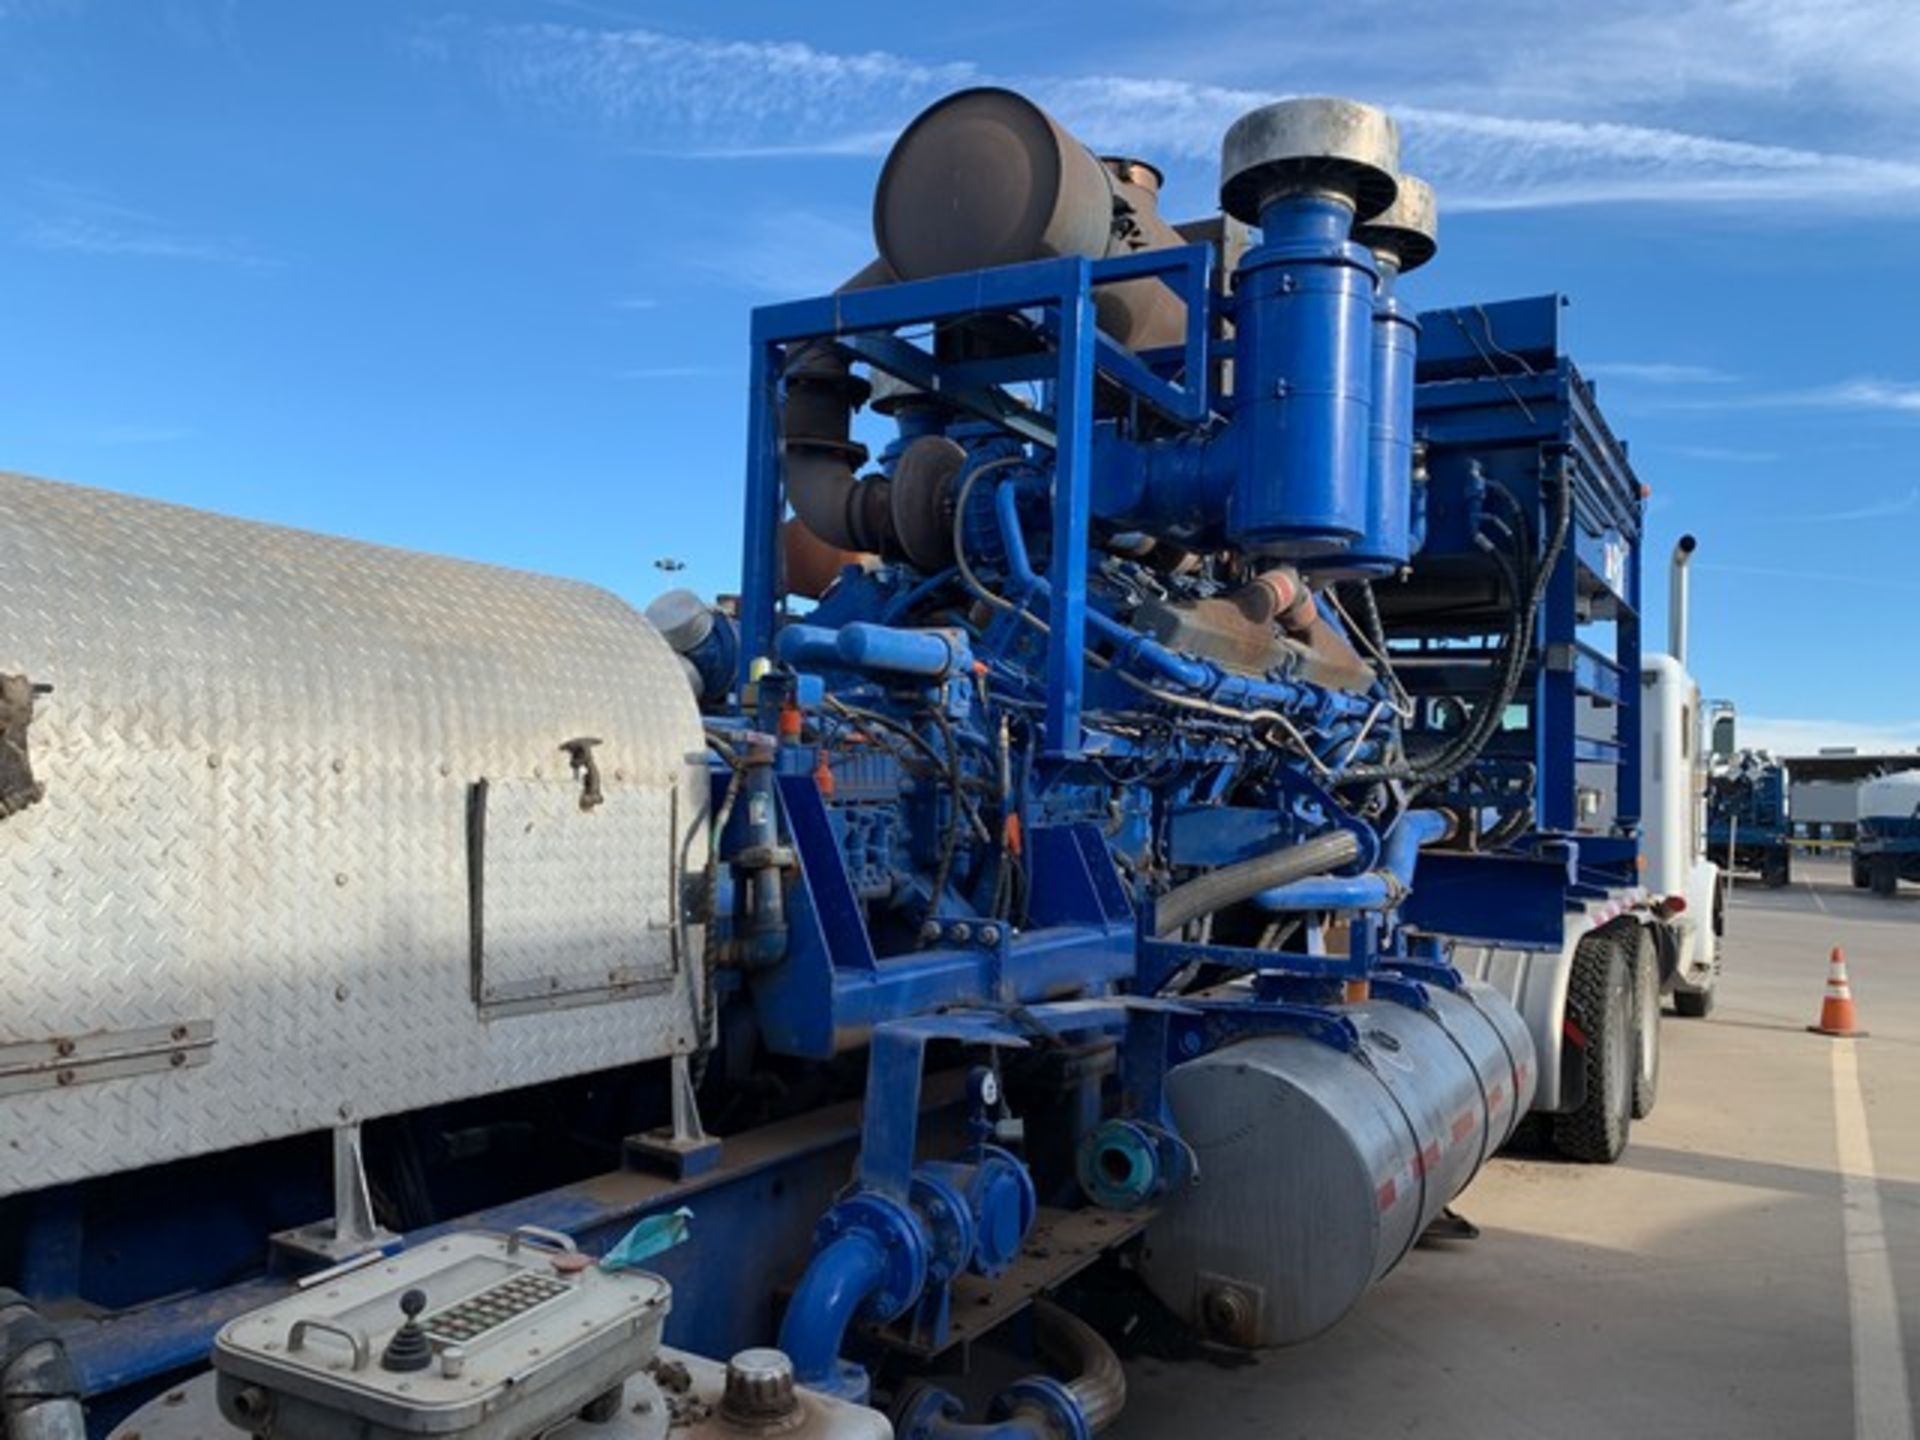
1872, 856, 1900, 896
1629, 925, 1661, 1120
1763, 851, 1790, 888
1552, 931, 1633, 1163
1852, 855, 1871, 889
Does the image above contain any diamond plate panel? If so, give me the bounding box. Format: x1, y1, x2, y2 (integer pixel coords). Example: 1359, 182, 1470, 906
0, 471, 707, 1196
475, 778, 677, 1008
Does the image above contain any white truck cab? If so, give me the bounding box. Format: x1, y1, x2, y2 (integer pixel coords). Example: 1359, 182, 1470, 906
1640, 535, 1722, 1013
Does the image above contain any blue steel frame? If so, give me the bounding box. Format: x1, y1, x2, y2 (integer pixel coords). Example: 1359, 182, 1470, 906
1397, 296, 1649, 941
738, 247, 1213, 758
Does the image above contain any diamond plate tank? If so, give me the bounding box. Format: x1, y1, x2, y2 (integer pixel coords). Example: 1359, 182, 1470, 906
0, 472, 707, 1195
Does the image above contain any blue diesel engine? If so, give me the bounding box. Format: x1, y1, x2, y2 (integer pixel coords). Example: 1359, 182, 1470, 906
646, 88, 1536, 1418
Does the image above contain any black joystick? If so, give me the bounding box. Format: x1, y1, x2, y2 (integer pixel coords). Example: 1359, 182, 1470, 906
381, 1288, 433, 1373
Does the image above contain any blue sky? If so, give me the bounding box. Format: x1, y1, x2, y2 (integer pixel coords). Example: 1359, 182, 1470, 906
4, 0, 1918, 752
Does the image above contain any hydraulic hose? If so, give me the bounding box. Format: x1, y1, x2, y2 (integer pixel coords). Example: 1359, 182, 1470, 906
1252, 809, 1450, 912
1033, 1300, 1125, 1434
894, 1301, 1124, 1440
0, 1291, 85, 1440
775, 1231, 889, 1392
1152, 829, 1362, 936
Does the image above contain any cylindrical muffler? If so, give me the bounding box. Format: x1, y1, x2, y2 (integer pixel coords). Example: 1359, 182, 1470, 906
873, 88, 1188, 350
1139, 979, 1534, 1347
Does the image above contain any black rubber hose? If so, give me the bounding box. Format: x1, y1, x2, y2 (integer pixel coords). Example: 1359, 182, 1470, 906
1152, 830, 1362, 937
1411, 466, 1572, 789
0, 1290, 85, 1440
1032, 1301, 1127, 1435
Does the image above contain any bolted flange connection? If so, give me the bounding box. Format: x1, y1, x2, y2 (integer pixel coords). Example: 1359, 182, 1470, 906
1221, 96, 1401, 224
810, 1192, 929, 1323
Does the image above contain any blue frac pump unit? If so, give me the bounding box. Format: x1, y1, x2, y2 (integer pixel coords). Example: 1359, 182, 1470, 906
1, 87, 1707, 1440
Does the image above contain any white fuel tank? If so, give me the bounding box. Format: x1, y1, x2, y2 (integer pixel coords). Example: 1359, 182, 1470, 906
1140, 978, 1534, 1346
0, 472, 708, 1196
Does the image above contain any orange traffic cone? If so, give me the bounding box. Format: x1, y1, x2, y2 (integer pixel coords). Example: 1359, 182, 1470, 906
1808, 946, 1868, 1038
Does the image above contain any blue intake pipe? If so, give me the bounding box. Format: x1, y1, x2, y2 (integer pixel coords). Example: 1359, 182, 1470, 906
778, 621, 965, 678
1253, 807, 1449, 911
991, 483, 1369, 725
775, 1230, 889, 1397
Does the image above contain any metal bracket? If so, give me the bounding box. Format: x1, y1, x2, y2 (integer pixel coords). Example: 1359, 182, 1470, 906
0, 1020, 213, 1096
624, 1053, 723, 1179
271, 1122, 397, 1265
0, 673, 50, 820
559, 736, 605, 811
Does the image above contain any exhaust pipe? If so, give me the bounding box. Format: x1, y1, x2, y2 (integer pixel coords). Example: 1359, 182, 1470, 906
1669, 533, 1697, 667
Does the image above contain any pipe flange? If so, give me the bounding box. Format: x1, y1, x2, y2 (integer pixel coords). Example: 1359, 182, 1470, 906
963, 1145, 1038, 1277
908, 1170, 976, 1285
989, 1376, 1092, 1440
1076, 1118, 1164, 1211
812, 1193, 929, 1324
1220, 97, 1400, 224
890, 436, 967, 570
1354, 173, 1438, 273
893, 1383, 965, 1440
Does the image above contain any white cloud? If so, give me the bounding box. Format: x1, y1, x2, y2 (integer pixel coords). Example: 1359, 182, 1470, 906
1585, 362, 1737, 385
435, 20, 1920, 217
1669, 444, 1778, 464
18, 185, 281, 268
1696, 561, 1920, 594
1676, 378, 1920, 416
1790, 380, 1920, 415
684, 208, 873, 299
1778, 487, 1920, 524
454, 20, 974, 151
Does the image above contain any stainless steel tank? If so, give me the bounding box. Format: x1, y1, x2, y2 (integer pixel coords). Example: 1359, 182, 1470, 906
1139, 979, 1535, 1346
0, 472, 708, 1196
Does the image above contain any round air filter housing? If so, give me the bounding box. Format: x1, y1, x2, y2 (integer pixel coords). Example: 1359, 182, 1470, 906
1220, 96, 1401, 225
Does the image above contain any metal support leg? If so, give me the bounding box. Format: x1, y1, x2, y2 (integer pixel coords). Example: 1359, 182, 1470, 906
271, 1122, 397, 1265
625, 1053, 723, 1179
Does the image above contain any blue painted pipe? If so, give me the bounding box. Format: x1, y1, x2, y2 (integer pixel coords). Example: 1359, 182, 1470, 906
990, 483, 1369, 724
1229, 193, 1378, 558
778, 621, 962, 677
1253, 808, 1449, 911
776, 1230, 889, 1393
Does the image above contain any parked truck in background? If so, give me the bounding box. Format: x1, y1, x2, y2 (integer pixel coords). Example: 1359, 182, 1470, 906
1706, 706, 1793, 888
1854, 770, 1920, 895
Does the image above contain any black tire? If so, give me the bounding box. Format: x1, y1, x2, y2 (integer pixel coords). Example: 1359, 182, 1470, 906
1852, 855, 1872, 889
1552, 931, 1633, 1163
1673, 986, 1714, 1019
1628, 925, 1661, 1120
1763, 852, 1790, 888
1872, 856, 1899, 897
